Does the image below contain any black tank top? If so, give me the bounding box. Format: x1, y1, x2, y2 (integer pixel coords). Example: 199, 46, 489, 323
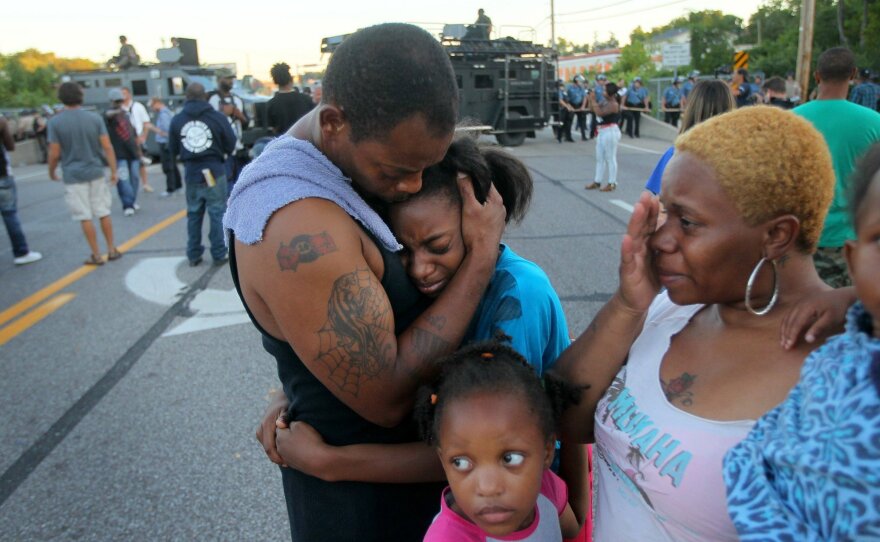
600, 112, 620, 125
229, 229, 440, 541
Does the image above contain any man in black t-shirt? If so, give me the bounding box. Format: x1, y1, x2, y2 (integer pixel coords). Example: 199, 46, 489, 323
763, 76, 795, 110
267, 63, 315, 135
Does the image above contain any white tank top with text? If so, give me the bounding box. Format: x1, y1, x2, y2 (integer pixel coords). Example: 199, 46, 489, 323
592, 292, 755, 542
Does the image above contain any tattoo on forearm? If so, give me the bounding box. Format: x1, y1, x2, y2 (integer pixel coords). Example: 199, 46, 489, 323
426, 315, 447, 331
411, 327, 452, 358
277, 231, 337, 271
315, 268, 393, 396
661, 372, 697, 406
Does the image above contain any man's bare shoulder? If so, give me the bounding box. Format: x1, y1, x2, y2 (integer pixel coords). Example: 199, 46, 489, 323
266, 198, 361, 237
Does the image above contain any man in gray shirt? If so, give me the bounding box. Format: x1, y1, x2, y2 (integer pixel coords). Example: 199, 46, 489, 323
47, 82, 122, 265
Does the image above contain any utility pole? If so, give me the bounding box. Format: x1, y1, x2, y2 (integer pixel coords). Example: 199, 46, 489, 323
550, 0, 557, 51
796, 0, 816, 102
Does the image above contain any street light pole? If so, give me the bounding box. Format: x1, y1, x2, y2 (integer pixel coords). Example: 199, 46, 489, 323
796, 0, 816, 102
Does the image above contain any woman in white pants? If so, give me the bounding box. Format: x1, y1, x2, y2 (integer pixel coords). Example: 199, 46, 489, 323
585, 82, 622, 192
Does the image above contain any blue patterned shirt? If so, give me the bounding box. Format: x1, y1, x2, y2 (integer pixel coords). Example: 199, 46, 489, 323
724, 302, 880, 541
850, 82, 880, 111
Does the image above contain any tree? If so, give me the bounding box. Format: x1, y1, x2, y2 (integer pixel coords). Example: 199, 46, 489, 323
618, 39, 652, 74
556, 37, 591, 56
592, 33, 620, 51
688, 10, 743, 74
0, 49, 98, 108
743, 0, 880, 81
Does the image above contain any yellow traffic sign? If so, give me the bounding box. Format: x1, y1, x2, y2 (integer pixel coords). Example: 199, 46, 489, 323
734, 51, 749, 70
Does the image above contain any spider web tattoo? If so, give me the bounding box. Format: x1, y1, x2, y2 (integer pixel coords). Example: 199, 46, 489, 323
316, 268, 393, 397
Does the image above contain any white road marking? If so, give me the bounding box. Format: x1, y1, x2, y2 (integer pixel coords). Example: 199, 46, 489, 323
125, 257, 249, 336
619, 143, 666, 155
610, 199, 635, 213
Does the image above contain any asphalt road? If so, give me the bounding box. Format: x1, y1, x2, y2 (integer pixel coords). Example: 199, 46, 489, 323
0, 128, 670, 540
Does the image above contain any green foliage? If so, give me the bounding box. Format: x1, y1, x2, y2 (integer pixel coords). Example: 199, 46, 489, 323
744, 0, 880, 78
556, 37, 591, 56
0, 49, 98, 108
688, 10, 743, 74
618, 40, 652, 74
592, 33, 620, 51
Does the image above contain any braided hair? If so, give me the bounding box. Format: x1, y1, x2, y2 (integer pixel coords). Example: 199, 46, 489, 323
413, 335, 581, 447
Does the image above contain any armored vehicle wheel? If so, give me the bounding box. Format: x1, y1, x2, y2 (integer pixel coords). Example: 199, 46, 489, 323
495, 111, 527, 147
495, 130, 527, 147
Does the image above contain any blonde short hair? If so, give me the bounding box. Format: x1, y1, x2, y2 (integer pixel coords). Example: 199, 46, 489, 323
675, 106, 834, 253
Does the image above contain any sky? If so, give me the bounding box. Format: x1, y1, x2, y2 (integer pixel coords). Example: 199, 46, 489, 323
5, 0, 764, 81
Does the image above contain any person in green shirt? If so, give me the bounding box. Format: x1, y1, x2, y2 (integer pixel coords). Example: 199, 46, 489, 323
795, 46, 880, 288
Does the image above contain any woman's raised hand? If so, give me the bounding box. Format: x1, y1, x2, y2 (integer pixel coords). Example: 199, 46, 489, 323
618, 191, 661, 314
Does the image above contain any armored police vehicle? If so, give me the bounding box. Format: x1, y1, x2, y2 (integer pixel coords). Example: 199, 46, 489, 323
321, 27, 557, 147
60, 39, 270, 154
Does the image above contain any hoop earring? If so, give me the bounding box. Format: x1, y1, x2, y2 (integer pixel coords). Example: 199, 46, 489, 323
744, 257, 779, 316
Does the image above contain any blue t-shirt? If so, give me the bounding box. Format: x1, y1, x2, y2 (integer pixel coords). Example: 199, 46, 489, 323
566, 84, 586, 108
645, 146, 675, 194
558, 88, 569, 105
724, 302, 880, 541
663, 86, 682, 107
464, 245, 570, 375
681, 80, 694, 99
626, 86, 649, 106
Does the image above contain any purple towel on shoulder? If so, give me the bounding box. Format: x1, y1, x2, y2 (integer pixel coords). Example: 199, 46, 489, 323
223, 135, 401, 251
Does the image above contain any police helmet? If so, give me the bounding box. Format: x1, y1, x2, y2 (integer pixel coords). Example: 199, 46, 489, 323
573, 74, 585, 83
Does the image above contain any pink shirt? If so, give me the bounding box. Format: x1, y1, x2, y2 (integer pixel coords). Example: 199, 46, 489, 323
592, 292, 755, 541
423, 470, 568, 542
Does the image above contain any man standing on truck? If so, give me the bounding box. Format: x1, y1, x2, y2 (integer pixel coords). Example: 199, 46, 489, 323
208, 68, 248, 193
475, 8, 492, 38
112, 36, 139, 70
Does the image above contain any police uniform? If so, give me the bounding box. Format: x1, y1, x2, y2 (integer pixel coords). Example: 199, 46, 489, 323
663, 84, 682, 127
624, 83, 649, 138
567, 82, 588, 140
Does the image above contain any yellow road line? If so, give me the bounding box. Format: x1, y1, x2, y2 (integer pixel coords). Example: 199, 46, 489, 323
0, 209, 186, 328
117, 209, 187, 252
0, 293, 76, 346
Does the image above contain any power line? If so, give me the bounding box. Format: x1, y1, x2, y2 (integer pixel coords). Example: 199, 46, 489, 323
557, 0, 635, 17
557, 0, 688, 25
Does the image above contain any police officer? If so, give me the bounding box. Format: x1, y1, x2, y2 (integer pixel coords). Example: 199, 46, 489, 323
556, 79, 575, 143
624, 76, 650, 138
732, 68, 752, 108
681, 70, 699, 107
662, 76, 683, 127
567, 75, 589, 141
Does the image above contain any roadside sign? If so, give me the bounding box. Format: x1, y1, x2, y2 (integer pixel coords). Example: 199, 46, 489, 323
734, 51, 749, 70
661, 43, 691, 68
